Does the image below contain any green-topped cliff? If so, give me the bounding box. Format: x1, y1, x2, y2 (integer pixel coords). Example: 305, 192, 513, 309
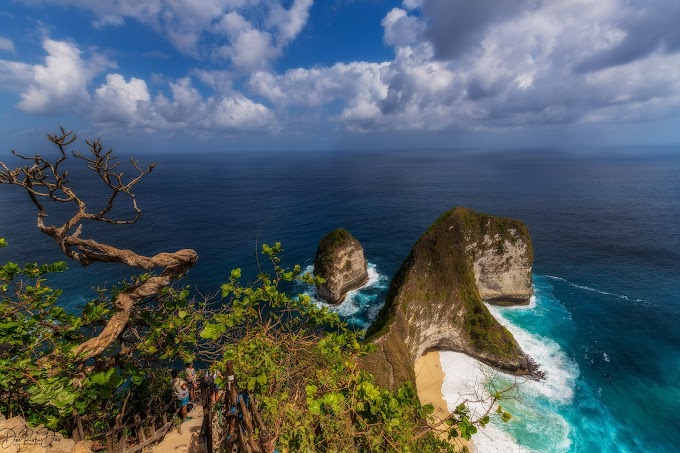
314, 228, 369, 304
361, 207, 533, 390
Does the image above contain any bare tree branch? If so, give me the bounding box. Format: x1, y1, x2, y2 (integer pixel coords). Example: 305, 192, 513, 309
0, 127, 198, 361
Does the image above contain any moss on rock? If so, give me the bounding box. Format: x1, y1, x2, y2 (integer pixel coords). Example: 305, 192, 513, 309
314, 229, 369, 304
363, 207, 532, 390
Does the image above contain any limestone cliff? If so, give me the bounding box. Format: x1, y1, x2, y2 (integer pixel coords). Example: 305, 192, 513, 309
314, 229, 369, 304
471, 222, 533, 306
361, 207, 533, 390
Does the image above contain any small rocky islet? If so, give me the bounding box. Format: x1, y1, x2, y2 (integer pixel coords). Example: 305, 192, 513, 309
313, 228, 369, 305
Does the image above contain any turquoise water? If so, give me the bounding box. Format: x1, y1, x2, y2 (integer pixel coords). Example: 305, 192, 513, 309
1, 148, 678, 451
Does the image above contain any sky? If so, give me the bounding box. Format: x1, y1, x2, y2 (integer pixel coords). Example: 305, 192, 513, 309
0, 0, 679, 152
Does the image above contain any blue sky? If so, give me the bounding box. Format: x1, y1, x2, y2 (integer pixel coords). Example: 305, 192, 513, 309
1, 0, 679, 152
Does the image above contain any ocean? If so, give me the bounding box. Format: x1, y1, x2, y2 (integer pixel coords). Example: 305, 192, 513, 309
1, 147, 678, 452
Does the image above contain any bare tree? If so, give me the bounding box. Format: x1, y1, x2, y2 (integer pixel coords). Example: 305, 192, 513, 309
0, 127, 198, 361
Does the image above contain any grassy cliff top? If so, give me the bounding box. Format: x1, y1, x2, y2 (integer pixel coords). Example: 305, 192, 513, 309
365, 207, 529, 365
314, 228, 360, 276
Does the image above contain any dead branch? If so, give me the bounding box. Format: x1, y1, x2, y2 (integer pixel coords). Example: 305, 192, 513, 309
0, 127, 198, 361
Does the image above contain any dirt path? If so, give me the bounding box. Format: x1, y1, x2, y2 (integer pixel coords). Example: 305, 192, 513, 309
149, 404, 204, 453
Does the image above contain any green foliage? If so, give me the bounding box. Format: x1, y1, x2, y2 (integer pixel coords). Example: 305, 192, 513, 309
0, 237, 205, 433
1, 234, 497, 450
205, 244, 464, 452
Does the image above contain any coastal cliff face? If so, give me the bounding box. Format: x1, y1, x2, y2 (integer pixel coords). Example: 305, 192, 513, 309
314, 229, 369, 304
471, 227, 533, 306
361, 207, 533, 390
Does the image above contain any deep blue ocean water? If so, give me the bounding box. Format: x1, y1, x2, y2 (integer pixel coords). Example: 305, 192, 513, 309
1, 147, 678, 452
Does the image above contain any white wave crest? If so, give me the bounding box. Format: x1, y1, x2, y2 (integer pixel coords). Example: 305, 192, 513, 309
486, 303, 579, 405
528, 294, 537, 308
439, 289, 578, 452
544, 275, 647, 304
300, 263, 387, 319
440, 352, 540, 453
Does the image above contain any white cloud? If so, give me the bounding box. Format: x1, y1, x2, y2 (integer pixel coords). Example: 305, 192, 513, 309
4, 37, 274, 132
402, 0, 422, 10
217, 27, 278, 71
381, 8, 423, 47
249, 61, 389, 109
245, 0, 680, 133
0, 61, 33, 91
23, 0, 314, 70
153, 77, 205, 125
266, 0, 313, 44
6, 1, 680, 139
18, 39, 114, 114
0, 37, 15, 53
207, 94, 274, 131
92, 74, 151, 123
192, 69, 234, 94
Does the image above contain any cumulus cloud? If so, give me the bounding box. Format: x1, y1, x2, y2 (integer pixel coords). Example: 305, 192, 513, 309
242, 0, 680, 134
575, 0, 680, 72
18, 39, 114, 114
381, 8, 423, 47
420, 0, 531, 60
21, 0, 314, 70
92, 74, 151, 123
0, 37, 15, 53
5, 37, 273, 132
0, 61, 33, 91
249, 62, 389, 108
6, 0, 680, 138
102, 76, 275, 131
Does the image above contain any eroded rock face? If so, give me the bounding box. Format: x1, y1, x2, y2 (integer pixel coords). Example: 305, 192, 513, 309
314, 229, 369, 304
471, 230, 533, 306
361, 207, 533, 390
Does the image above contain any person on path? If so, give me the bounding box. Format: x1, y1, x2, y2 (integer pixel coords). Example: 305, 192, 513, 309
171, 370, 191, 422
185, 362, 197, 402
205, 369, 223, 404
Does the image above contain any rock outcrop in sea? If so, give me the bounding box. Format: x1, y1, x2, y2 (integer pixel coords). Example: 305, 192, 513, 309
361, 207, 534, 390
314, 228, 369, 304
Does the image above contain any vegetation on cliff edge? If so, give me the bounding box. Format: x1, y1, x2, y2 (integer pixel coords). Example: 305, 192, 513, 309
366, 207, 526, 364
0, 130, 494, 452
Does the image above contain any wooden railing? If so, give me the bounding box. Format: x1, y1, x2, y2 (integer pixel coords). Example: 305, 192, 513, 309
198, 377, 213, 453
105, 399, 177, 452
199, 360, 275, 453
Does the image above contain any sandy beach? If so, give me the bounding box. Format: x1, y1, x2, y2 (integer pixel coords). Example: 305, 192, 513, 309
415, 350, 475, 452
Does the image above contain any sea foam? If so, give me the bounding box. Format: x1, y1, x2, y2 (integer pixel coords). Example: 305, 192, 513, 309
544, 275, 648, 305
299, 263, 388, 326
486, 303, 579, 405
440, 351, 539, 453
439, 289, 579, 452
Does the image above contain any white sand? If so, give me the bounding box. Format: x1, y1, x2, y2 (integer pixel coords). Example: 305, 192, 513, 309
415, 350, 475, 452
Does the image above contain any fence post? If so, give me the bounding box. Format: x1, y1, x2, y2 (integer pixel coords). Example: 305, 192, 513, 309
199, 378, 213, 453
134, 414, 146, 443
239, 395, 260, 453
249, 392, 275, 453
71, 409, 84, 442
148, 409, 156, 437
224, 360, 239, 451
106, 430, 114, 453
113, 413, 123, 452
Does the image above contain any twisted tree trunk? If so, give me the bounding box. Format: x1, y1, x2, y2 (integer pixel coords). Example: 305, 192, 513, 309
0, 128, 198, 361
